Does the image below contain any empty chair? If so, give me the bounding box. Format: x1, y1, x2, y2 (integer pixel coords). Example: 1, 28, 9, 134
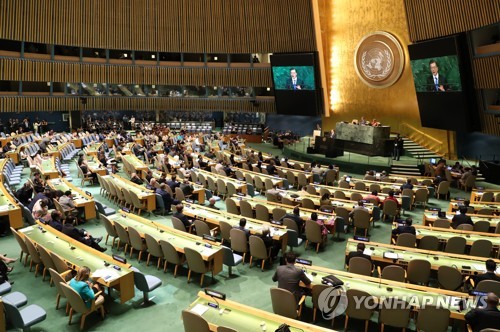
230, 229, 249, 263
272, 208, 286, 221
297, 174, 308, 189
10, 227, 30, 266
382, 199, 398, 222
334, 190, 346, 199
144, 233, 164, 269
24, 236, 42, 277
480, 192, 494, 202
270, 287, 304, 319
286, 229, 303, 252
131, 267, 162, 306
379, 298, 411, 332
418, 235, 440, 251
266, 192, 279, 202
225, 198, 239, 215
348, 257, 372, 276
128, 226, 147, 261
306, 185, 317, 195
184, 247, 213, 287
221, 245, 243, 277
350, 192, 363, 202
344, 289, 375, 332
379, 265, 406, 283
444, 236, 466, 254
469, 239, 493, 258
48, 268, 70, 313
477, 208, 494, 215
114, 222, 131, 253
407, 259, 431, 285
435, 181, 450, 200
239, 200, 254, 218
3, 298, 47, 332
219, 220, 232, 245
339, 180, 350, 189
433, 218, 450, 229
37, 245, 56, 284
301, 198, 315, 210
396, 233, 416, 248
50, 252, 71, 277
194, 220, 213, 237
249, 235, 272, 271
172, 216, 190, 233
473, 220, 490, 233
324, 169, 337, 185
413, 188, 428, 208
181, 309, 210, 332
354, 182, 366, 191
353, 209, 371, 237
437, 266, 463, 291
415, 305, 451, 332
60, 282, 105, 330
255, 204, 269, 222
159, 240, 185, 277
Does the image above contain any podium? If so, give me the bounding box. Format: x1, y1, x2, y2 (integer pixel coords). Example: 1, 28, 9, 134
314, 136, 344, 158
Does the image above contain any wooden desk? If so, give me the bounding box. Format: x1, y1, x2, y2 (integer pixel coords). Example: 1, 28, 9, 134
71, 138, 82, 148
191, 168, 247, 194
21, 222, 135, 303
102, 173, 156, 212
83, 142, 103, 156
423, 212, 500, 232
343, 177, 427, 193
47, 178, 97, 220
449, 200, 500, 214
186, 291, 332, 332
280, 190, 377, 213
470, 189, 500, 202
345, 239, 500, 276
122, 154, 149, 176
106, 210, 223, 275
182, 202, 289, 252
296, 263, 470, 321
38, 156, 59, 179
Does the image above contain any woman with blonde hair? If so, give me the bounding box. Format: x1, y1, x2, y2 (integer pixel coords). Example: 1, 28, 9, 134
69, 266, 104, 308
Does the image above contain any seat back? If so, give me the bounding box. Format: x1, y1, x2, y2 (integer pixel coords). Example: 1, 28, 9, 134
407, 259, 431, 284
353, 209, 370, 230
456, 224, 473, 231
159, 240, 182, 265
433, 218, 450, 229
339, 180, 350, 189
381, 265, 406, 282
266, 192, 278, 202
301, 198, 315, 210
184, 247, 207, 274
37, 245, 56, 271
333, 190, 346, 199
305, 219, 323, 244
418, 235, 439, 251
383, 199, 398, 216
354, 182, 366, 191
2, 299, 26, 328
480, 192, 494, 202
476, 280, 500, 297
194, 220, 211, 237
230, 228, 248, 253
24, 236, 41, 264
469, 239, 493, 258
131, 269, 150, 292
239, 200, 254, 218
225, 198, 239, 215
283, 218, 299, 233
255, 204, 269, 222
128, 226, 144, 251
10, 227, 30, 257
270, 287, 298, 318
473, 220, 490, 233
335, 207, 349, 221
416, 305, 451, 332
50, 252, 70, 275
171, 217, 187, 232
437, 266, 463, 291
379, 299, 411, 329
219, 221, 232, 244
114, 222, 131, 246
101, 215, 118, 238
348, 257, 372, 276
444, 236, 466, 254
345, 289, 375, 320
60, 282, 91, 314
48, 268, 68, 300
272, 208, 286, 221
249, 235, 269, 260
396, 233, 416, 248
181, 309, 210, 332
144, 233, 163, 259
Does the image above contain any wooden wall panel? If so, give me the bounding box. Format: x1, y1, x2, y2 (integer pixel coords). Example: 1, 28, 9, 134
404, 0, 500, 42
0, 96, 275, 113
0, 0, 316, 53
473, 56, 500, 89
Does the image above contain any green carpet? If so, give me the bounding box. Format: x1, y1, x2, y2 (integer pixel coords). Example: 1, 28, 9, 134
1, 143, 480, 331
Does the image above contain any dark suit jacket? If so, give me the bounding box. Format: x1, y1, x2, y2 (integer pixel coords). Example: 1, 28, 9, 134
266, 164, 277, 176
130, 177, 144, 185
173, 212, 191, 230
285, 77, 305, 90
272, 264, 311, 302
345, 250, 372, 266
280, 213, 305, 234
465, 307, 500, 332
392, 226, 416, 235
166, 180, 180, 190
474, 271, 500, 286
451, 214, 473, 229
426, 74, 448, 92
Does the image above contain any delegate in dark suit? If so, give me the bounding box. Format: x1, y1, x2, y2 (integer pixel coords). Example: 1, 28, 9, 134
172, 211, 192, 231
272, 264, 311, 302
280, 212, 305, 235
451, 211, 473, 229
285, 77, 305, 90
392, 225, 416, 235
465, 293, 500, 332
426, 74, 448, 92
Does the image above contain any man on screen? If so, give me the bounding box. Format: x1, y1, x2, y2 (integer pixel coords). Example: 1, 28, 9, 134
285, 68, 305, 90
427, 60, 448, 92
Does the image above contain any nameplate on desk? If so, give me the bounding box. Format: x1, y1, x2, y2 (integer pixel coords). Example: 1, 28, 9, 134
185, 199, 194, 203
270, 220, 282, 226
296, 258, 312, 266
205, 288, 226, 300
354, 235, 369, 242
236, 192, 245, 197
85, 191, 92, 197
428, 207, 440, 212
112, 254, 127, 264
469, 290, 488, 296
121, 207, 130, 213
454, 197, 465, 201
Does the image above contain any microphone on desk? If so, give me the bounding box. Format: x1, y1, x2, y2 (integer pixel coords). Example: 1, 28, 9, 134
56, 236, 76, 250
151, 220, 164, 233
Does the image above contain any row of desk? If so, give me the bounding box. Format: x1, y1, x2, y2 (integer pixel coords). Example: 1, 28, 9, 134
423, 211, 500, 232
0, 159, 23, 228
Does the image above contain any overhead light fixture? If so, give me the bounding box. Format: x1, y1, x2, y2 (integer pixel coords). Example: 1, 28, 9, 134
46, 82, 51, 86
214, 86, 217, 90
123, 53, 128, 58
213, 56, 218, 61
266, 87, 271, 91
151, 54, 156, 59
152, 85, 156, 88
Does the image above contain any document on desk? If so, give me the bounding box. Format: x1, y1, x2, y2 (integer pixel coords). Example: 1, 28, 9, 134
304, 272, 314, 282
92, 268, 120, 282
383, 252, 399, 259
190, 304, 209, 316
363, 249, 373, 256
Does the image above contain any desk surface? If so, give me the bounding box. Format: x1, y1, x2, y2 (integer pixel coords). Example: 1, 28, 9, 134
47, 178, 96, 219
187, 291, 333, 332
296, 264, 469, 320
20, 223, 134, 303
346, 239, 500, 274
423, 212, 500, 229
